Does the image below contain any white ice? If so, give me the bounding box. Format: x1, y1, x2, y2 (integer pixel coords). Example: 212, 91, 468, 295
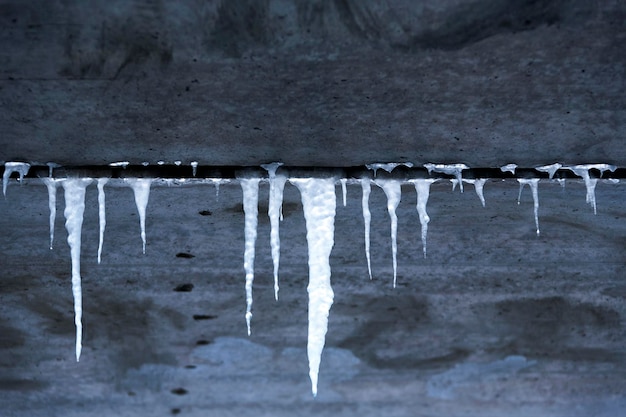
3, 162, 31, 197
361, 178, 372, 279
340, 178, 347, 207
97, 179, 108, 264
174, 160, 182, 166
261, 163, 287, 300
409, 179, 436, 257
125, 178, 152, 254
43, 178, 60, 250
375, 179, 401, 288
463, 179, 487, 207
517, 178, 540, 235
424, 163, 469, 192
62, 178, 93, 362
536, 163, 562, 179
291, 178, 336, 397
565, 164, 617, 214
109, 161, 129, 168
241, 178, 260, 335
500, 164, 517, 174
366, 162, 413, 176
191, 161, 198, 177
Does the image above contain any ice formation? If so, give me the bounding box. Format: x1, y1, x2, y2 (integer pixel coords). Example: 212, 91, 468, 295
464, 179, 487, 207
536, 163, 562, 179
109, 161, 129, 168
125, 178, 152, 254
375, 179, 401, 288
97, 179, 108, 264
340, 178, 347, 207
424, 163, 469, 192
3, 162, 31, 196
565, 164, 617, 214
409, 179, 436, 257
62, 178, 93, 361
240, 178, 260, 335
361, 178, 372, 279
291, 178, 336, 397
43, 178, 59, 250
261, 163, 287, 300
366, 162, 413, 176
517, 178, 540, 235
500, 164, 517, 174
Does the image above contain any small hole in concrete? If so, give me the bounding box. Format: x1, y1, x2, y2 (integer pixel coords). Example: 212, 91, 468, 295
185, 365, 196, 369
171, 408, 181, 415
199, 210, 212, 216
176, 253, 195, 259
174, 283, 194, 292
171, 388, 188, 395
193, 315, 217, 321
196, 339, 212, 345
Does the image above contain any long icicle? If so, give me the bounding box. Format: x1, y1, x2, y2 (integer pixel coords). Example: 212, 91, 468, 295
375, 179, 402, 288
291, 178, 336, 397
97, 178, 108, 263
126, 179, 152, 254
411, 179, 436, 257
241, 178, 260, 335
62, 178, 93, 362
43, 178, 59, 250
262, 163, 287, 301
361, 178, 372, 280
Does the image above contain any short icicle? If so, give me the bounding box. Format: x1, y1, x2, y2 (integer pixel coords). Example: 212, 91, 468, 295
375, 179, 402, 288
517, 179, 540, 235
97, 179, 108, 263
361, 178, 372, 280
464, 179, 487, 207
3, 162, 31, 197
126, 178, 152, 254
62, 178, 93, 362
43, 178, 59, 250
340, 178, 347, 207
291, 178, 336, 397
241, 178, 260, 335
565, 164, 616, 214
410, 179, 436, 257
261, 163, 287, 301
424, 163, 468, 192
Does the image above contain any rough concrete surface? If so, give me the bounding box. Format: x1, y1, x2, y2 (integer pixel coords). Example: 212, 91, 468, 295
1, 1, 626, 416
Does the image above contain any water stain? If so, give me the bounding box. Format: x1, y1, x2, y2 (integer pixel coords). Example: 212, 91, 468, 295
0, 379, 49, 391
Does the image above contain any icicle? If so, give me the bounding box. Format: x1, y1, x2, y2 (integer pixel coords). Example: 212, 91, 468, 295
97, 179, 108, 264
62, 178, 92, 362
375, 179, 401, 288
340, 178, 347, 207
424, 163, 468, 192
517, 179, 540, 235
565, 164, 617, 214
43, 179, 59, 250
463, 179, 487, 207
366, 162, 413, 177
361, 178, 372, 280
261, 163, 287, 301
557, 178, 566, 189
500, 164, 517, 174
125, 178, 152, 254
409, 179, 436, 257
191, 161, 198, 177
536, 163, 562, 179
451, 179, 458, 192
3, 162, 30, 196
291, 178, 336, 397
174, 160, 182, 166
241, 178, 260, 335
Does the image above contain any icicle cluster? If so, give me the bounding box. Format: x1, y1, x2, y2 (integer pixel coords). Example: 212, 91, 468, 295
1, 159, 622, 396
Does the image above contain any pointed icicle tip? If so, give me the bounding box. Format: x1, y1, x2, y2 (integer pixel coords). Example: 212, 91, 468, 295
125, 178, 152, 254
375, 179, 402, 288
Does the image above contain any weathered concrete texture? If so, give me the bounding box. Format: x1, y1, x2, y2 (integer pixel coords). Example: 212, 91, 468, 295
0, 178, 625, 416
0, 0, 625, 166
